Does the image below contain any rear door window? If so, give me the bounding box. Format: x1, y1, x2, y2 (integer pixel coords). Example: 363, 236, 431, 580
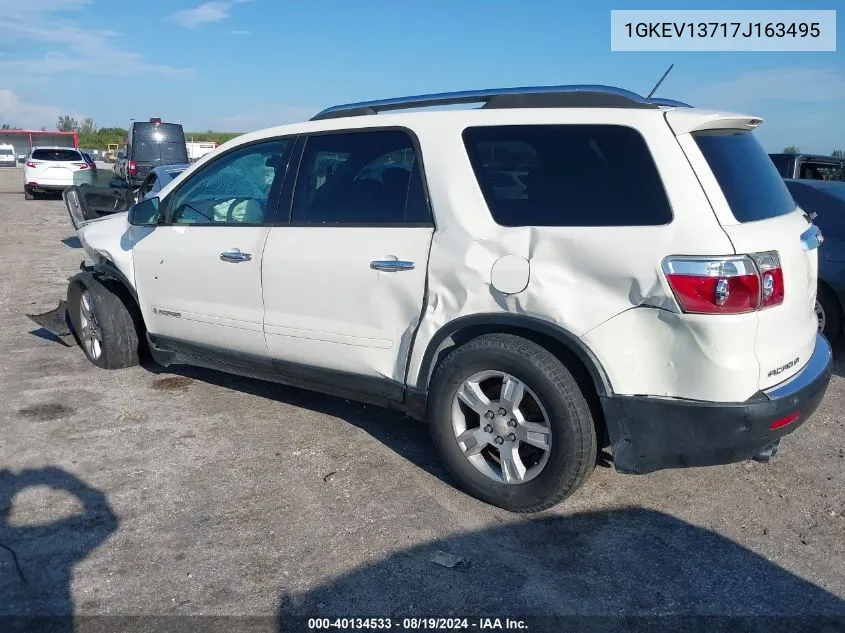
694, 130, 797, 223
462, 125, 672, 227
31, 149, 82, 162
291, 130, 431, 225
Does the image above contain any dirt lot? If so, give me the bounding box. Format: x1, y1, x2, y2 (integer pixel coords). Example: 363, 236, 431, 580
0, 166, 843, 630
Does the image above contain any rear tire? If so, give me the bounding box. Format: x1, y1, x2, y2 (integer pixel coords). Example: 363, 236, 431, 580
428, 334, 597, 513
817, 284, 842, 343
24, 188, 34, 200
67, 273, 140, 369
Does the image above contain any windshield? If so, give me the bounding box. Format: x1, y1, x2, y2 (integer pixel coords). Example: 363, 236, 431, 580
0, 148, 13, 156
768, 154, 791, 177
694, 130, 797, 223
31, 149, 82, 162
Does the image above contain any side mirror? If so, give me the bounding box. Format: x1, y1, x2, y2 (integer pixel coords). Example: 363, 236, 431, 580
128, 197, 160, 226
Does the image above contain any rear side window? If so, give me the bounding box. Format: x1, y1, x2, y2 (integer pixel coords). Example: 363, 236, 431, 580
694, 130, 796, 223
462, 125, 672, 227
31, 149, 81, 162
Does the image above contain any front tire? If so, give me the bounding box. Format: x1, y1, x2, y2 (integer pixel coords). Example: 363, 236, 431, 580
428, 334, 597, 513
67, 274, 140, 369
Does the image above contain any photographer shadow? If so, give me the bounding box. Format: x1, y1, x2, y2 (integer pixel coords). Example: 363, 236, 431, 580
277, 507, 845, 632
0, 467, 117, 632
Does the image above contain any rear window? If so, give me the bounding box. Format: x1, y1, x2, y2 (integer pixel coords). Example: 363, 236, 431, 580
694, 130, 796, 223
133, 122, 185, 141
462, 125, 672, 227
31, 149, 82, 162
0, 148, 13, 155
134, 141, 188, 163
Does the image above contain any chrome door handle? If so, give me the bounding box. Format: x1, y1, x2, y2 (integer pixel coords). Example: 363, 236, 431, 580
220, 249, 252, 263
370, 259, 415, 272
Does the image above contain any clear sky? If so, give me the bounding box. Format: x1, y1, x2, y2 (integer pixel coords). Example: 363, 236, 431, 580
0, 0, 842, 153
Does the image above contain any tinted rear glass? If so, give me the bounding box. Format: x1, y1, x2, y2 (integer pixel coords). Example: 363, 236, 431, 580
134, 141, 188, 163
462, 124, 672, 226
694, 130, 796, 223
31, 149, 82, 162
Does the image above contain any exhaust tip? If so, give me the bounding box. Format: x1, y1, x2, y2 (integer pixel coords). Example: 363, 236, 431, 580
752, 439, 781, 464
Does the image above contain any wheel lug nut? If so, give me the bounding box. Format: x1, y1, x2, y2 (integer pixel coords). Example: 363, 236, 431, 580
508, 419, 517, 428
507, 433, 516, 442
484, 424, 493, 433
498, 407, 507, 416
494, 436, 504, 445
485, 410, 494, 419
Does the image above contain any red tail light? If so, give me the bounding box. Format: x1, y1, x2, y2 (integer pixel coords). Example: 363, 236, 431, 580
663, 253, 783, 315
128, 160, 136, 175
752, 252, 785, 308
26, 161, 41, 168
73, 162, 89, 170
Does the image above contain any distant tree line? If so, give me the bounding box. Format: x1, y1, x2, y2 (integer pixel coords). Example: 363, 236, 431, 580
53, 115, 242, 149
783, 146, 845, 157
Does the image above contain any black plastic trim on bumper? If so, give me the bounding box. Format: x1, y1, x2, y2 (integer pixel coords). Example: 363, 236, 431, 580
28, 184, 70, 192
602, 334, 832, 475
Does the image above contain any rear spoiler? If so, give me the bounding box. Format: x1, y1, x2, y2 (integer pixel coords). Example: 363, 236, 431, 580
665, 109, 764, 135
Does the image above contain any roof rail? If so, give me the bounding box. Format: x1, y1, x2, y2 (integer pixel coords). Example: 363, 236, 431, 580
648, 97, 693, 108
310, 85, 693, 121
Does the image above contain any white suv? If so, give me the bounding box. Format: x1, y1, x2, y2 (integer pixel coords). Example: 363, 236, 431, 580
0, 143, 17, 167
24, 147, 93, 199
55, 85, 832, 512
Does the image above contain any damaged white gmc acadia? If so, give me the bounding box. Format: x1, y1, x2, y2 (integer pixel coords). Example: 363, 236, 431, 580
46, 85, 832, 512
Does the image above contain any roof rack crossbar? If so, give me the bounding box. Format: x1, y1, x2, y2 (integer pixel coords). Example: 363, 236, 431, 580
311, 84, 689, 121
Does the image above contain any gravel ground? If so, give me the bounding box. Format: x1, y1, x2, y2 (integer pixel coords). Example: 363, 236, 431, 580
0, 166, 843, 631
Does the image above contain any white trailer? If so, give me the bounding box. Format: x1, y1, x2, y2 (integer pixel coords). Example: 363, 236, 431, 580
186, 141, 219, 162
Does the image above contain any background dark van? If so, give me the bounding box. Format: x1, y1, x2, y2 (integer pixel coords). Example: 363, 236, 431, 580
120, 118, 188, 186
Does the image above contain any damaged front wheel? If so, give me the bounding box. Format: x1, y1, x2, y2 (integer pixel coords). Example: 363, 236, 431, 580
67, 273, 141, 369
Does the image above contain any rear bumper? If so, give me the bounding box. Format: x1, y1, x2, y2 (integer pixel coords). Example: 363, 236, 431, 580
26, 183, 72, 192
602, 333, 832, 474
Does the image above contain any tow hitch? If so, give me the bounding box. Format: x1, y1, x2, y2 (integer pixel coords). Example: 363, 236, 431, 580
26, 300, 74, 346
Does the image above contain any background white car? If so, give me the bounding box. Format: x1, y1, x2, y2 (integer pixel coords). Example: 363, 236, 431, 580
24, 147, 93, 200
0, 144, 16, 167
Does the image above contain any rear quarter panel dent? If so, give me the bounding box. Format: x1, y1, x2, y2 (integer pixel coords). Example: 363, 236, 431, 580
405, 114, 735, 391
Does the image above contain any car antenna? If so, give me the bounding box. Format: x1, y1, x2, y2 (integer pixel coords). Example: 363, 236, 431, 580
647, 63, 674, 99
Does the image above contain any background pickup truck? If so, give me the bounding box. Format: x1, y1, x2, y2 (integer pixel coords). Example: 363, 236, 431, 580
769, 153, 845, 181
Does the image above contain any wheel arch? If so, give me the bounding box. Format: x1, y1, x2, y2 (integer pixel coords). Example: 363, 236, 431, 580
409, 314, 613, 442
818, 278, 845, 316
70, 260, 146, 341
414, 314, 612, 395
